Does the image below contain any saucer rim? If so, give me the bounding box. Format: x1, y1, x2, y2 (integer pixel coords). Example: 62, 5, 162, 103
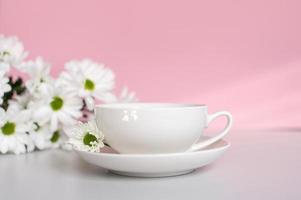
74, 139, 230, 158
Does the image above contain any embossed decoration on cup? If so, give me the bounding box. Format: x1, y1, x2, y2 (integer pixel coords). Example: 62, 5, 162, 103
95, 103, 232, 154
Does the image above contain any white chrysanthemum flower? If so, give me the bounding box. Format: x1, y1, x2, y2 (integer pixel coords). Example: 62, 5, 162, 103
67, 120, 104, 152
0, 35, 28, 67
0, 103, 34, 154
58, 59, 115, 110
31, 82, 83, 132
28, 122, 63, 150
28, 122, 52, 150
49, 129, 65, 149
15, 91, 32, 109
0, 70, 11, 104
18, 57, 52, 94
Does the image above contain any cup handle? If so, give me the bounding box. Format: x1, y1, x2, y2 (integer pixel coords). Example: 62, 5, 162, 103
188, 111, 233, 152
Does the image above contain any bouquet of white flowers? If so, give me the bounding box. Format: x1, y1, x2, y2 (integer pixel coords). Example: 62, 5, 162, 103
0, 35, 137, 154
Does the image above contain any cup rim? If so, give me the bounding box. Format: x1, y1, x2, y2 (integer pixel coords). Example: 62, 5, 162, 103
95, 103, 207, 110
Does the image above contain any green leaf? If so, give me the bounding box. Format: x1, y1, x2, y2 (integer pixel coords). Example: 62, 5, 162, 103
1, 76, 26, 110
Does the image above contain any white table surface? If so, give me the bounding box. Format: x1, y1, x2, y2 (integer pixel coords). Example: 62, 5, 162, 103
1, 129, 301, 200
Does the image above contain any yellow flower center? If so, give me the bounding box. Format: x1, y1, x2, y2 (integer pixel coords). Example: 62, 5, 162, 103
84, 79, 95, 91
50, 131, 60, 143
50, 96, 64, 111
1, 121, 16, 136
83, 132, 98, 146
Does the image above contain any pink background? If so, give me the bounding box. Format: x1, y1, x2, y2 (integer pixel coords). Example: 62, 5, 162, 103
1, 0, 300, 129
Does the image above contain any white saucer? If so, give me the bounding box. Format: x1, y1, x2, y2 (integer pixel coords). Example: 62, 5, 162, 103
75, 137, 230, 178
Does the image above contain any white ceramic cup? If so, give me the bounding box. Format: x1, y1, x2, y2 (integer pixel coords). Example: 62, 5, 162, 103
95, 103, 232, 154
